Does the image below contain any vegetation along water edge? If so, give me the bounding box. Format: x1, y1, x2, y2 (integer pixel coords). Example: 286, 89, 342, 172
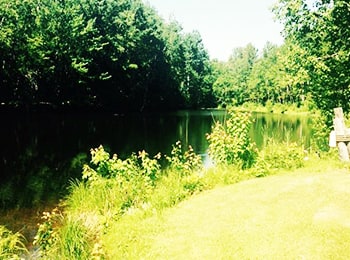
1, 110, 348, 259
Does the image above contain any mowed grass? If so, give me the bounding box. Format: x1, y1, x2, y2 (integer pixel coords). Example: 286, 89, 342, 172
104, 163, 350, 259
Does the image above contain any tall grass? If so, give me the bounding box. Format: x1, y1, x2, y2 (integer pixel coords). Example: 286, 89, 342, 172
55, 218, 92, 260
33, 207, 102, 259
0, 225, 27, 259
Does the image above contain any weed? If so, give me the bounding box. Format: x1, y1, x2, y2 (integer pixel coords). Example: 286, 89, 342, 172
165, 141, 202, 176
56, 218, 92, 260
207, 110, 257, 169
253, 139, 305, 177
33, 207, 61, 256
0, 225, 27, 259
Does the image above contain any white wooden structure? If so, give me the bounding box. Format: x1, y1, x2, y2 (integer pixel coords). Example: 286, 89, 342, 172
332, 107, 350, 161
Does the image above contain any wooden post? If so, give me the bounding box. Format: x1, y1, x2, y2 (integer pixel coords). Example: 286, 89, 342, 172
338, 142, 349, 161
333, 107, 350, 161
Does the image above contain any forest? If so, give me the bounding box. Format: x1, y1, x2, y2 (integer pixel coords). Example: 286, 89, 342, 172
0, 0, 349, 116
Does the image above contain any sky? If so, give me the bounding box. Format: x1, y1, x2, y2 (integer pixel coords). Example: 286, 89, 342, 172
143, 0, 284, 61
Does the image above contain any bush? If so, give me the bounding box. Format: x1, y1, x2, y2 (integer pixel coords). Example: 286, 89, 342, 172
253, 139, 305, 177
81, 146, 162, 212
83, 145, 161, 184
165, 141, 202, 176
206, 110, 257, 169
310, 111, 330, 153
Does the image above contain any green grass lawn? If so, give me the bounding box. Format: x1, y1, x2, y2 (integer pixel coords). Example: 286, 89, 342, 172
104, 164, 350, 259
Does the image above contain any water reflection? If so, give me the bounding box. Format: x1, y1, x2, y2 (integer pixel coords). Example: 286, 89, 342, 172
251, 113, 312, 148
0, 110, 312, 209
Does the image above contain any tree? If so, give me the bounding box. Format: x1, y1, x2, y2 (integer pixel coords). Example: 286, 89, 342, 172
273, 0, 350, 117
248, 41, 310, 106
180, 31, 215, 108
213, 44, 257, 106
0, 0, 40, 107
247, 42, 280, 104
0, 0, 215, 111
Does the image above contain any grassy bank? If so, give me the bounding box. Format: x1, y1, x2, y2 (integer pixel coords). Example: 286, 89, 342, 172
105, 158, 350, 259
3, 149, 348, 259
31, 149, 344, 259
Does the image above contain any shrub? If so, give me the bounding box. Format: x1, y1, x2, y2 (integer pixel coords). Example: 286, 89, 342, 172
206, 110, 257, 169
33, 208, 61, 257
83, 145, 161, 183
68, 143, 203, 219
253, 139, 305, 177
81, 146, 161, 211
310, 111, 330, 153
165, 141, 202, 176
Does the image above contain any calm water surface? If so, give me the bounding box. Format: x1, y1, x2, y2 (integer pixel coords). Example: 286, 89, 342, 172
0, 110, 312, 210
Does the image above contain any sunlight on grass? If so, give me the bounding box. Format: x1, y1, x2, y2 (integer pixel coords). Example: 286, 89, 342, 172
103, 160, 350, 259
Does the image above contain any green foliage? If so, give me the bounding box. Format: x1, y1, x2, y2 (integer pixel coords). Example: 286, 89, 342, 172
2, 0, 348, 113
213, 39, 313, 110
33, 208, 61, 255
212, 0, 349, 113
207, 110, 257, 169
38, 124, 310, 258
310, 111, 331, 153
212, 44, 257, 107
81, 146, 161, 213
0, 0, 215, 111
273, 0, 350, 115
253, 139, 305, 177
83, 145, 161, 184
34, 208, 101, 259
34, 142, 207, 258
55, 218, 92, 260
165, 141, 202, 176
0, 225, 27, 259
71, 143, 199, 220
248, 42, 309, 106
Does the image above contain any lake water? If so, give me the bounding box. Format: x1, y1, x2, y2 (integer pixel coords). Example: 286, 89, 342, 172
0, 110, 312, 210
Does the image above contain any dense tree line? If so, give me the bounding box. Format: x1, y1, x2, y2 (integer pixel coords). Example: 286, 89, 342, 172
212, 41, 309, 109
213, 0, 349, 119
0, 0, 215, 112
1, 0, 349, 115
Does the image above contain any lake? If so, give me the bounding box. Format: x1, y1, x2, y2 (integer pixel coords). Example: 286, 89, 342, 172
0, 109, 312, 210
